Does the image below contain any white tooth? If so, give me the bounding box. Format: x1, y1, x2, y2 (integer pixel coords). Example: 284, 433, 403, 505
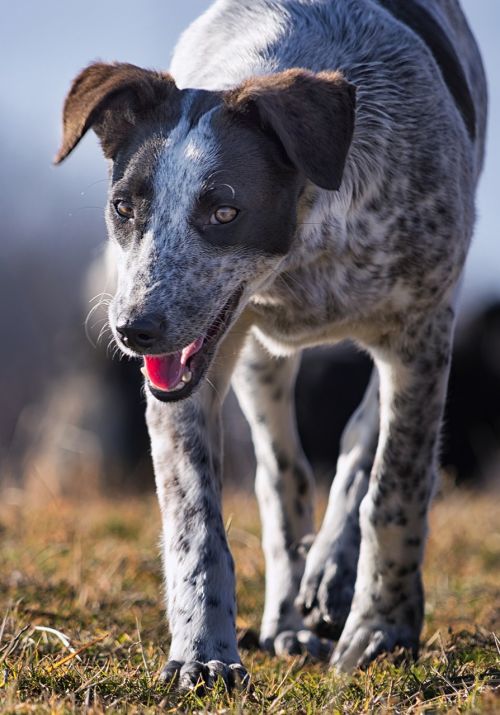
140, 366, 147, 378
174, 381, 184, 391
181, 369, 192, 384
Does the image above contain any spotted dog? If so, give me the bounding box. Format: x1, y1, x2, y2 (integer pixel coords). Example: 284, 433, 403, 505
56, 0, 487, 688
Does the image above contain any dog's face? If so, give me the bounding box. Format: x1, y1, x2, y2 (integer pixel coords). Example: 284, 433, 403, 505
56, 63, 355, 401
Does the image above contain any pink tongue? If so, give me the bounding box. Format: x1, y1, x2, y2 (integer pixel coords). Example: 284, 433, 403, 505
144, 352, 183, 391
143, 337, 204, 391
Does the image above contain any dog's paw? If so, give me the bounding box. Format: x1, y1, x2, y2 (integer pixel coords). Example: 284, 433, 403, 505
261, 629, 333, 660
159, 659, 249, 692
330, 617, 419, 672
296, 550, 357, 640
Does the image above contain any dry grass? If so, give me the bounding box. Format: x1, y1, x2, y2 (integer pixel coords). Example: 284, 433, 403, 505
0, 487, 499, 713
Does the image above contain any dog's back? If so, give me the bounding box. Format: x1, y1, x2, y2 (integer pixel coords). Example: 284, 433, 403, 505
171, 0, 487, 179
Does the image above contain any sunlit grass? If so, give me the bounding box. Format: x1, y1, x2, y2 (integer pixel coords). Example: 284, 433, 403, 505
0, 489, 498, 712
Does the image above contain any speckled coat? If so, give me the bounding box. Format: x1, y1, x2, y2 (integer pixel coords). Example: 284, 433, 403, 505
56, 0, 487, 689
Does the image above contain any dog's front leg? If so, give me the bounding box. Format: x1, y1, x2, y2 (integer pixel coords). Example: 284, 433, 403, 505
146, 321, 250, 690
232, 334, 330, 659
332, 303, 455, 671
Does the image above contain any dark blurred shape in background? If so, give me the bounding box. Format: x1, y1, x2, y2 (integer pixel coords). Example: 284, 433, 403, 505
0, 1, 499, 499
296, 307, 500, 486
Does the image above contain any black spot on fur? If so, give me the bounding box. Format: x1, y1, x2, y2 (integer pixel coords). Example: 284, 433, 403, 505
274, 447, 289, 472
279, 600, 291, 617
272, 387, 284, 401
405, 536, 422, 548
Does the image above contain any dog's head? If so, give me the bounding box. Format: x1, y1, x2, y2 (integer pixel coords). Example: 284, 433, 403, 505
56, 62, 355, 401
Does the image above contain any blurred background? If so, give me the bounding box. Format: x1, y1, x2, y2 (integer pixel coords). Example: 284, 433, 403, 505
0, 0, 499, 500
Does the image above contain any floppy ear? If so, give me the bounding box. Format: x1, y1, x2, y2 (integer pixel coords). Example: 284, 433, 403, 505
54, 62, 180, 164
224, 69, 356, 190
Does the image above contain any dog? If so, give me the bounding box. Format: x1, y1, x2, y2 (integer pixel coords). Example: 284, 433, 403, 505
55, 0, 487, 688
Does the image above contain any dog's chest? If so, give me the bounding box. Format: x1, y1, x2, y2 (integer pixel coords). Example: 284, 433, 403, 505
250, 235, 409, 353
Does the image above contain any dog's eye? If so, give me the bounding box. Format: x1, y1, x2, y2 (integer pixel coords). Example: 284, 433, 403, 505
210, 206, 239, 225
114, 200, 135, 220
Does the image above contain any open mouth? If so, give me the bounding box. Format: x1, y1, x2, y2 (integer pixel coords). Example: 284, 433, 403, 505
141, 287, 243, 402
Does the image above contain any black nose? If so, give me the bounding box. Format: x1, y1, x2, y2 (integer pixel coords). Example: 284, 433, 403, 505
116, 314, 165, 351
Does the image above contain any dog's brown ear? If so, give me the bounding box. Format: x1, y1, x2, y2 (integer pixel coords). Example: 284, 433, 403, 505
54, 62, 179, 164
225, 69, 356, 191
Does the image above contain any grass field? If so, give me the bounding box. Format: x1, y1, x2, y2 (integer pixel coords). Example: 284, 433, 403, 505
0, 488, 499, 713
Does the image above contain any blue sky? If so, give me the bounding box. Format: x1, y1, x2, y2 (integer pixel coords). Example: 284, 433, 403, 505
1, 0, 498, 309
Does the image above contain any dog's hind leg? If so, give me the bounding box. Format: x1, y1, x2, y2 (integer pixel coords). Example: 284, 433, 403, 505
233, 333, 329, 658
296, 369, 379, 639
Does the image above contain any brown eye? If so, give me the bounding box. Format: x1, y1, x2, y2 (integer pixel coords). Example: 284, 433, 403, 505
114, 200, 135, 220
210, 206, 239, 225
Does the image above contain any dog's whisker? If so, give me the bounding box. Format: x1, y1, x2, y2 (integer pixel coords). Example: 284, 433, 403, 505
73, 206, 105, 212
84, 300, 112, 348
88, 291, 113, 304
96, 323, 111, 346
80, 177, 108, 194
85, 302, 104, 322
91, 316, 109, 328
204, 376, 220, 399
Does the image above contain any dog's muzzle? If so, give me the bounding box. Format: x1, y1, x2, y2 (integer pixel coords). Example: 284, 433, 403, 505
137, 287, 244, 402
